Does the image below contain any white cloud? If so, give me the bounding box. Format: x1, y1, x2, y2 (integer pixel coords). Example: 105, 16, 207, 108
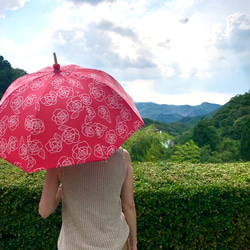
2, 0, 248, 80
224, 13, 250, 52
0, 29, 55, 72
0, 0, 30, 18
206, 12, 250, 78
46, 0, 218, 82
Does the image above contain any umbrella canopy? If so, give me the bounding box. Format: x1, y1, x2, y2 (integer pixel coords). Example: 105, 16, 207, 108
0, 57, 144, 173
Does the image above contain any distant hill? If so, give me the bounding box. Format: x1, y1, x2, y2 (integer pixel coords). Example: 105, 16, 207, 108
135, 102, 221, 123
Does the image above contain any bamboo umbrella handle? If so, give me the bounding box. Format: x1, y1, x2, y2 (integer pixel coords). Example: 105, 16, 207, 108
53, 53, 58, 65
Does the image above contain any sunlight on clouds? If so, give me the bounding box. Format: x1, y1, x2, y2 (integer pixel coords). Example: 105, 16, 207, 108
0, 39, 36, 71
123, 79, 232, 105
163, 91, 232, 105
130, 5, 219, 79
39, 0, 220, 81
31, 29, 53, 48
51, 0, 133, 28
49, 2, 76, 29
134, 9, 176, 42
0, 0, 30, 18
110, 33, 137, 59
123, 79, 155, 102
0, 39, 23, 56
171, 17, 214, 78
94, 1, 131, 22
176, 0, 196, 9
0, 28, 55, 72
225, 13, 250, 37
156, 64, 175, 77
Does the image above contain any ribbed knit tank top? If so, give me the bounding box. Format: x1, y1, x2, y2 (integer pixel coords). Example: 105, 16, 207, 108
58, 147, 129, 250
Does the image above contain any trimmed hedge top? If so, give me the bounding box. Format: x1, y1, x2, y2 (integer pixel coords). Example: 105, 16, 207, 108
133, 161, 250, 190
0, 159, 45, 186
1, 160, 249, 189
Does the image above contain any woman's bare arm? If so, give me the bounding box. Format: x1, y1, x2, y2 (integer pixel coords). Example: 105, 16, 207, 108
39, 168, 62, 219
121, 149, 137, 250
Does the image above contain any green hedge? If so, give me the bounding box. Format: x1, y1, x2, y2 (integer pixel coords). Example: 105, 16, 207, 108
0, 160, 249, 249
0, 160, 60, 250
134, 162, 250, 249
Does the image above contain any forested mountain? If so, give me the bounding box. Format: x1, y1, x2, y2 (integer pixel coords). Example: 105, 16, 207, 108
0, 55, 27, 97
135, 102, 221, 123
210, 93, 250, 140
142, 91, 250, 162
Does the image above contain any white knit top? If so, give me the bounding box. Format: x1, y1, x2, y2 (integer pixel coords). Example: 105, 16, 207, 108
58, 147, 130, 250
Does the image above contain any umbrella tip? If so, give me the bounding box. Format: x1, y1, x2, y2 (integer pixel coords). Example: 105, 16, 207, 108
53, 53, 61, 73
53, 52, 58, 65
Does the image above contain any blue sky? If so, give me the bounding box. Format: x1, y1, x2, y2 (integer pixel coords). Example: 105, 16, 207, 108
0, 0, 249, 105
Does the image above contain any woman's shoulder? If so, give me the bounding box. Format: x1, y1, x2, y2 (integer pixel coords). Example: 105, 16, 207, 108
118, 147, 130, 161
118, 147, 129, 156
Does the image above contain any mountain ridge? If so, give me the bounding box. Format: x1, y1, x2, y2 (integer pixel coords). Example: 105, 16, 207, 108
135, 102, 221, 123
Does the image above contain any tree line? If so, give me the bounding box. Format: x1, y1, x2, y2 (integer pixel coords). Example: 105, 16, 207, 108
0, 55, 27, 98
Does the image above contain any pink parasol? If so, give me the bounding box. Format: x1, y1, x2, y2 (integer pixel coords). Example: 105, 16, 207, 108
0, 54, 144, 173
